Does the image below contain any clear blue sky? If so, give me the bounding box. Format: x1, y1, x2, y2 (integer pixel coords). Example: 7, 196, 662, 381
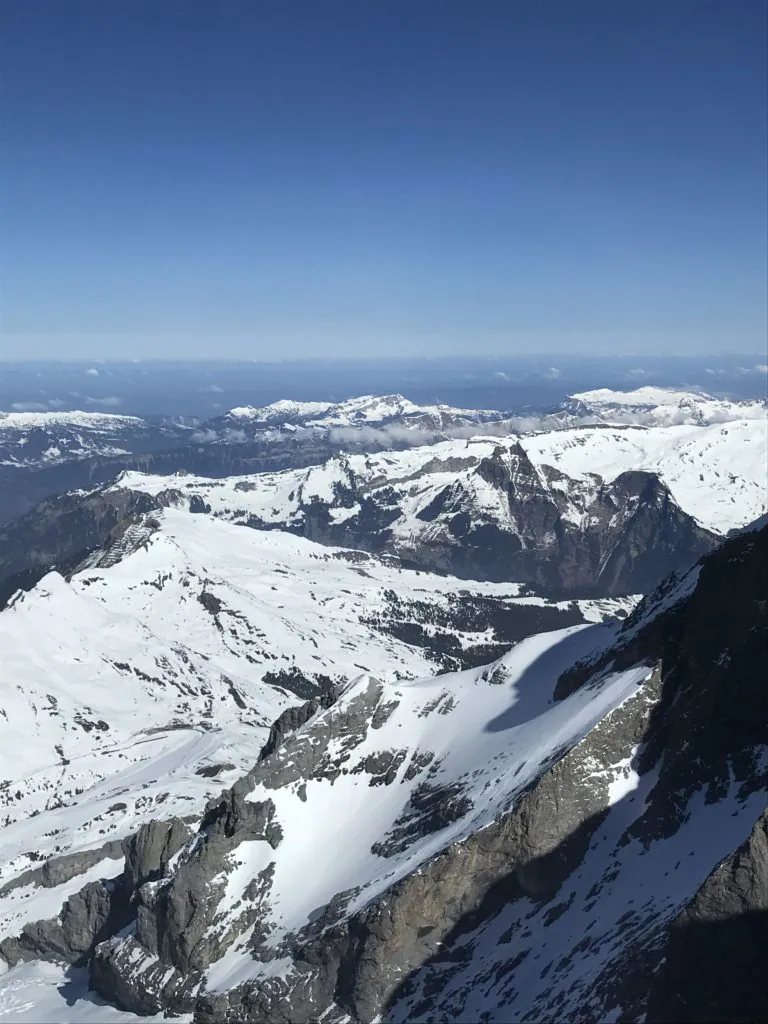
1, 0, 766, 359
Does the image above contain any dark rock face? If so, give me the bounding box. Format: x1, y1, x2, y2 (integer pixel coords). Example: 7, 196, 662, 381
0, 488, 163, 609
251, 444, 716, 596
122, 817, 192, 891
557, 522, 768, 841
647, 810, 768, 1024
0, 878, 130, 968
377, 525, 768, 1024
91, 782, 283, 1013
0, 839, 124, 898
191, 676, 662, 1024
257, 691, 338, 761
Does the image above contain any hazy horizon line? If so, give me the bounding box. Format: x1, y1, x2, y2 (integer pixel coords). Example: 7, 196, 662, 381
0, 353, 765, 365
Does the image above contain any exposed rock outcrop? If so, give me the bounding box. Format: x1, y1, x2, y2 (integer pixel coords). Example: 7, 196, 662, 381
0, 877, 129, 968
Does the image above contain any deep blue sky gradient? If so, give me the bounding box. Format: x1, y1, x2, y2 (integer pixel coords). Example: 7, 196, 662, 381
1, 1, 766, 358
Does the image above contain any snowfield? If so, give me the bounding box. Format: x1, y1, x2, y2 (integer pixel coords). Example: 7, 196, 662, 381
568, 385, 767, 426
0, 412, 145, 432
523, 418, 768, 533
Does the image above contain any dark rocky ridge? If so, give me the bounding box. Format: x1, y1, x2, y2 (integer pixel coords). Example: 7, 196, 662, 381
646, 809, 768, 1024
379, 521, 768, 1023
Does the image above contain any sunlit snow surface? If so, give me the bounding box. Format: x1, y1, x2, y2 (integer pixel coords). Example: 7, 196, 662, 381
0, 961, 190, 1023
0, 501, 644, 1021
114, 409, 768, 537
0, 387, 764, 1021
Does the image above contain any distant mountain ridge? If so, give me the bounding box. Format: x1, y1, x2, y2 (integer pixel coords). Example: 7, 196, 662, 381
0, 387, 763, 609
0, 436, 721, 604
1, 386, 764, 525
2, 386, 764, 470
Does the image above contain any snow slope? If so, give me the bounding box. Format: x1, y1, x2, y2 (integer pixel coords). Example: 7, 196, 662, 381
568, 385, 767, 426
524, 418, 768, 533
0, 962, 184, 1023
0, 514, 764, 1022
80, 522, 768, 1024
204, 626, 651, 991
0, 508, 626, 934
0, 411, 186, 471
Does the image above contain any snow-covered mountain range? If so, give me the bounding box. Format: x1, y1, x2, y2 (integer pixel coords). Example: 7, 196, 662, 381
1, 387, 764, 527
0, 386, 765, 1022
121, 413, 767, 535
2, 402, 764, 606
208, 394, 501, 436
0, 505, 631, 1017
0, 513, 764, 1023
208, 387, 768, 435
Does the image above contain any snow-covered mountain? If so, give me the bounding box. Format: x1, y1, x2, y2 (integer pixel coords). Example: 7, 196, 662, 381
0, 412, 195, 526
563, 385, 767, 427
0, 396, 500, 526
0, 517, 763, 1023
0, 504, 634, 1017
142, 415, 766, 538
2, 400, 764, 609
0, 411, 186, 469
207, 394, 503, 437
207, 388, 768, 435
0, 442, 716, 603
3, 389, 763, 477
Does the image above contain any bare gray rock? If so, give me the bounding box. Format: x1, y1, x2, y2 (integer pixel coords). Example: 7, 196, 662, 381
0, 876, 129, 968
647, 809, 768, 1024
122, 816, 192, 891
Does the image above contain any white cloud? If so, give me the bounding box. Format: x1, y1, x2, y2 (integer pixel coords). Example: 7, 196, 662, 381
11, 401, 47, 412
542, 367, 562, 379
85, 367, 100, 376
625, 368, 651, 379
706, 364, 768, 378
493, 371, 510, 381
85, 396, 122, 407
47, 398, 66, 408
